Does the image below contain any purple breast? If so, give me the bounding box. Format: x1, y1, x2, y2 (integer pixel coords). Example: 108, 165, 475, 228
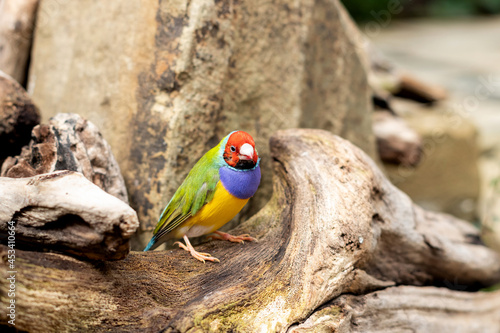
219, 166, 261, 199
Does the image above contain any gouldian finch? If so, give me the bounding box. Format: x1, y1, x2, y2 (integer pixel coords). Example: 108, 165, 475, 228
144, 131, 261, 263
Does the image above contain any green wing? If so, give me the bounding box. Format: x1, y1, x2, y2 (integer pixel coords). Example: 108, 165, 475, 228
152, 147, 221, 241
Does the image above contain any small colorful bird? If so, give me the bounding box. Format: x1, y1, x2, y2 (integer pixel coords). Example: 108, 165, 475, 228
144, 130, 261, 262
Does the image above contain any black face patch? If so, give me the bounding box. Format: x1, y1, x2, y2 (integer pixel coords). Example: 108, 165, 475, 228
235, 159, 256, 170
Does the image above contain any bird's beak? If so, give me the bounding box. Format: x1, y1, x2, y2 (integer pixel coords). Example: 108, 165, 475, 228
239, 143, 254, 161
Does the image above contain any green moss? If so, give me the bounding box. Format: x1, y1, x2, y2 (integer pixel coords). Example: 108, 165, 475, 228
312, 305, 342, 319
193, 268, 295, 332
294, 306, 343, 332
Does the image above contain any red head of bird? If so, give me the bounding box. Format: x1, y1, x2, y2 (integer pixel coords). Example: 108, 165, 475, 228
223, 131, 259, 169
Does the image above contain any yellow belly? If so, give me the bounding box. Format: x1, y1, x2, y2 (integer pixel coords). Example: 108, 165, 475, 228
172, 181, 249, 238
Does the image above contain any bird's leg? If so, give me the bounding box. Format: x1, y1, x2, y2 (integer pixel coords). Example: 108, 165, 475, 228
208, 230, 257, 243
174, 235, 220, 263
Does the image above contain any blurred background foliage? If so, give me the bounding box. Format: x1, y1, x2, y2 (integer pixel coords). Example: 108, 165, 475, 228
342, 0, 500, 21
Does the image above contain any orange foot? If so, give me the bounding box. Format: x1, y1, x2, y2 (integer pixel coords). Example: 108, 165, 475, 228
208, 230, 257, 244
174, 235, 220, 263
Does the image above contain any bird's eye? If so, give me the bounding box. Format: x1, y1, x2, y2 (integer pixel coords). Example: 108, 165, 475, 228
230, 145, 236, 152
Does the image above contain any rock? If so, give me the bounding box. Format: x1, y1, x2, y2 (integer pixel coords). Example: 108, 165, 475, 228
394, 72, 449, 104
0, 171, 139, 260
0, 0, 39, 84
364, 40, 448, 104
385, 99, 481, 221
1, 113, 129, 203
27, 0, 376, 239
1, 129, 498, 332
0, 71, 40, 162
373, 110, 422, 166
481, 175, 500, 252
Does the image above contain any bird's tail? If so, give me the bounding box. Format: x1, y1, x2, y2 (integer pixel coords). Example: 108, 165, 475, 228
143, 236, 158, 251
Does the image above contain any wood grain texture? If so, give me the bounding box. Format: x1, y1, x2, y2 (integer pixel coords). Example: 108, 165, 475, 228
290, 286, 500, 333
0, 171, 138, 260
1, 129, 498, 332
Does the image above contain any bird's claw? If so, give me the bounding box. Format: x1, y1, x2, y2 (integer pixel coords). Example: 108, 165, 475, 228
174, 240, 219, 263
174, 241, 188, 251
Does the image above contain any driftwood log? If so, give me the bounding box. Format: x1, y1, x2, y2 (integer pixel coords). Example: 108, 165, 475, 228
1, 113, 129, 203
1, 129, 499, 332
0, 0, 39, 84
290, 286, 500, 332
0, 171, 138, 260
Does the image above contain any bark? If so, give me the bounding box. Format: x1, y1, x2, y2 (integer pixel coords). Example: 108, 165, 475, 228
1, 129, 498, 332
0, 0, 39, 84
1, 113, 129, 203
0, 71, 40, 162
0, 171, 139, 260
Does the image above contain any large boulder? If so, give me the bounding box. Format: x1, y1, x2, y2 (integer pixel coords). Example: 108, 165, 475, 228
27, 0, 376, 244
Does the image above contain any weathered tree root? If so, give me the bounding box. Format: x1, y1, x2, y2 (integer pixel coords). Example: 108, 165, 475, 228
1, 129, 499, 332
0, 171, 138, 260
290, 286, 500, 332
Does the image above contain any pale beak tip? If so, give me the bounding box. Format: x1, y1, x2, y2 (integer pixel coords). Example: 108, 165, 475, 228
239, 143, 255, 161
